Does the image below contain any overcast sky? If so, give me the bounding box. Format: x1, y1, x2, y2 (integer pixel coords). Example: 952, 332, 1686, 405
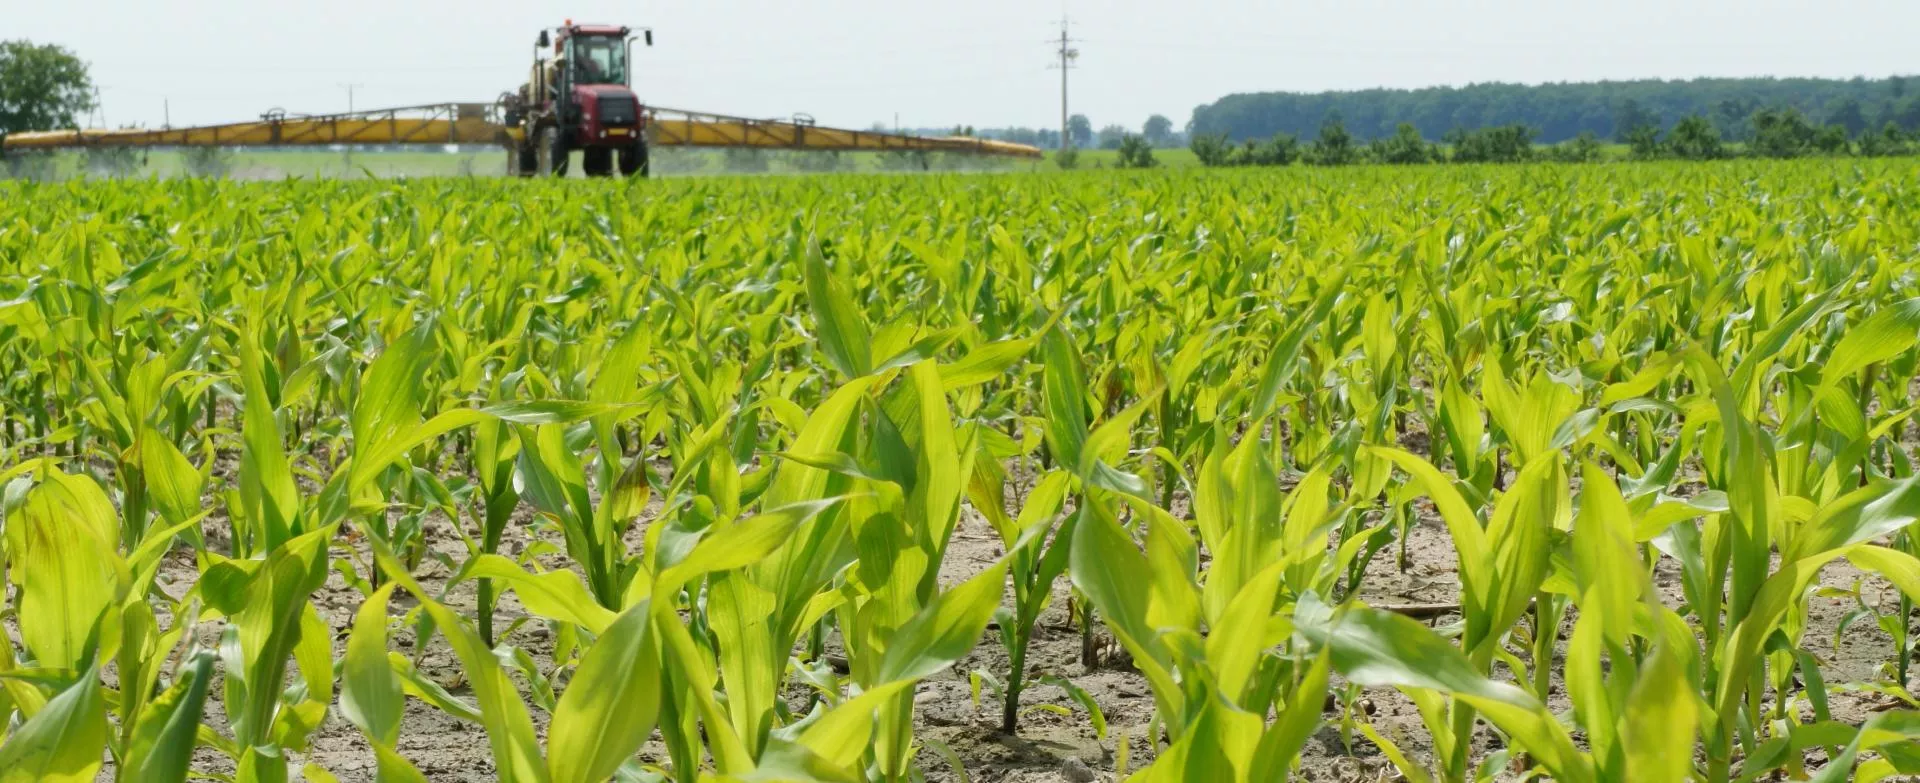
10, 1, 1915, 133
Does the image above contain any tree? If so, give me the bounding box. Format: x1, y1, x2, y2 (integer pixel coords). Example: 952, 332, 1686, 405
1143, 114, 1175, 147
1666, 115, 1725, 160
1116, 134, 1157, 168
1624, 124, 1663, 159
1713, 98, 1759, 141
1858, 121, 1910, 157
1544, 131, 1605, 163
1186, 76, 1920, 145
1190, 132, 1232, 166
1813, 124, 1850, 155
1447, 124, 1536, 163
1307, 115, 1356, 166
1612, 99, 1660, 142
1751, 107, 1817, 158
1096, 124, 1128, 150
1369, 122, 1434, 164
1067, 114, 1093, 148
1230, 133, 1299, 167
0, 40, 96, 134
1824, 98, 1867, 138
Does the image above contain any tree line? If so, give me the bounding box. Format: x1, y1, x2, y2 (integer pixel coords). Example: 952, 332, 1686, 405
1187, 106, 1919, 169
1187, 76, 1920, 145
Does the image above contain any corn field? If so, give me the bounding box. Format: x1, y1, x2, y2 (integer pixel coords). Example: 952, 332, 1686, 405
4, 161, 1920, 782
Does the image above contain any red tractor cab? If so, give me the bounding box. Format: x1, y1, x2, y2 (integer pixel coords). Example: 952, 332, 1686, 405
503, 22, 653, 177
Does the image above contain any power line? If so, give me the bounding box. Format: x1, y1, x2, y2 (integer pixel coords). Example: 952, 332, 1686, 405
1048, 17, 1080, 150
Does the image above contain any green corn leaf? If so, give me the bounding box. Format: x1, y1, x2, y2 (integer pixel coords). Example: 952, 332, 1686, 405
341, 584, 404, 747
7, 471, 127, 671
0, 666, 106, 783
547, 602, 662, 783
803, 236, 873, 378
126, 651, 216, 783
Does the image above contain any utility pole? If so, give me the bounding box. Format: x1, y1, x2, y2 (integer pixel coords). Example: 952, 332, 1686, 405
1048, 18, 1079, 151
340, 83, 364, 114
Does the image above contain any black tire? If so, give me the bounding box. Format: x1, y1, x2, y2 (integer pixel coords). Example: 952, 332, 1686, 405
582, 147, 613, 177
619, 142, 650, 178
517, 144, 536, 177
506, 141, 536, 177
535, 126, 569, 177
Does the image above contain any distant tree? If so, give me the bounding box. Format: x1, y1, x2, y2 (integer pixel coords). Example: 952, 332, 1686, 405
1713, 98, 1759, 141
1067, 114, 1093, 148
1369, 122, 1434, 164
1143, 114, 1175, 147
1824, 98, 1867, 138
1307, 116, 1357, 165
1889, 96, 1920, 132
1613, 99, 1660, 143
1858, 121, 1911, 157
1813, 124, 1850, 155
1186, 76, 1920, 145
1543, 131, 1605, 163
1624, 124, 1664, 159
1751, 107, 1818, 157
1116, 134, 1157, 168
0, 40, 95, 134
1666, 115, 1725, 160
1096, 124, 1128, 149
1447, 124, 1536, 163
1230, 133, 1300, 166
1190, 132, 1232, 166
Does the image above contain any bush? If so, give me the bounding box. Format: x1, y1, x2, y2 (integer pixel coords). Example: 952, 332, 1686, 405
1369, 123, 1435, 165
1813, 124, 1850, 155
1750, 108, 1818, 158
1306, 117, 1357, 166
1190, 133, 1232, 167
1858, 122, 1911, 157
1054, 147, 1080, 170
1666, 115, 1726, 160
1447, 124, 1537, 163
1624, 125, 1663, 160
1115, 134, 1157, 168
1224, 133, 1299, 167
1543, 132, 1605, 163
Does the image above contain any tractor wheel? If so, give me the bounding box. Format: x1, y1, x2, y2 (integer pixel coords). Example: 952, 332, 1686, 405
619, 142, 650, 178
536, 126, 569, 177
582, 147, 614, 177
506, 142, 536, 177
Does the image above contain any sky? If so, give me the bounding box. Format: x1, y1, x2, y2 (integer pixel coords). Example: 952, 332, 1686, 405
8, 0, 1917, 134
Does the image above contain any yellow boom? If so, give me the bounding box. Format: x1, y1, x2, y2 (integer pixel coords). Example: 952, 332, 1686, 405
1, 102, 1043, 159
